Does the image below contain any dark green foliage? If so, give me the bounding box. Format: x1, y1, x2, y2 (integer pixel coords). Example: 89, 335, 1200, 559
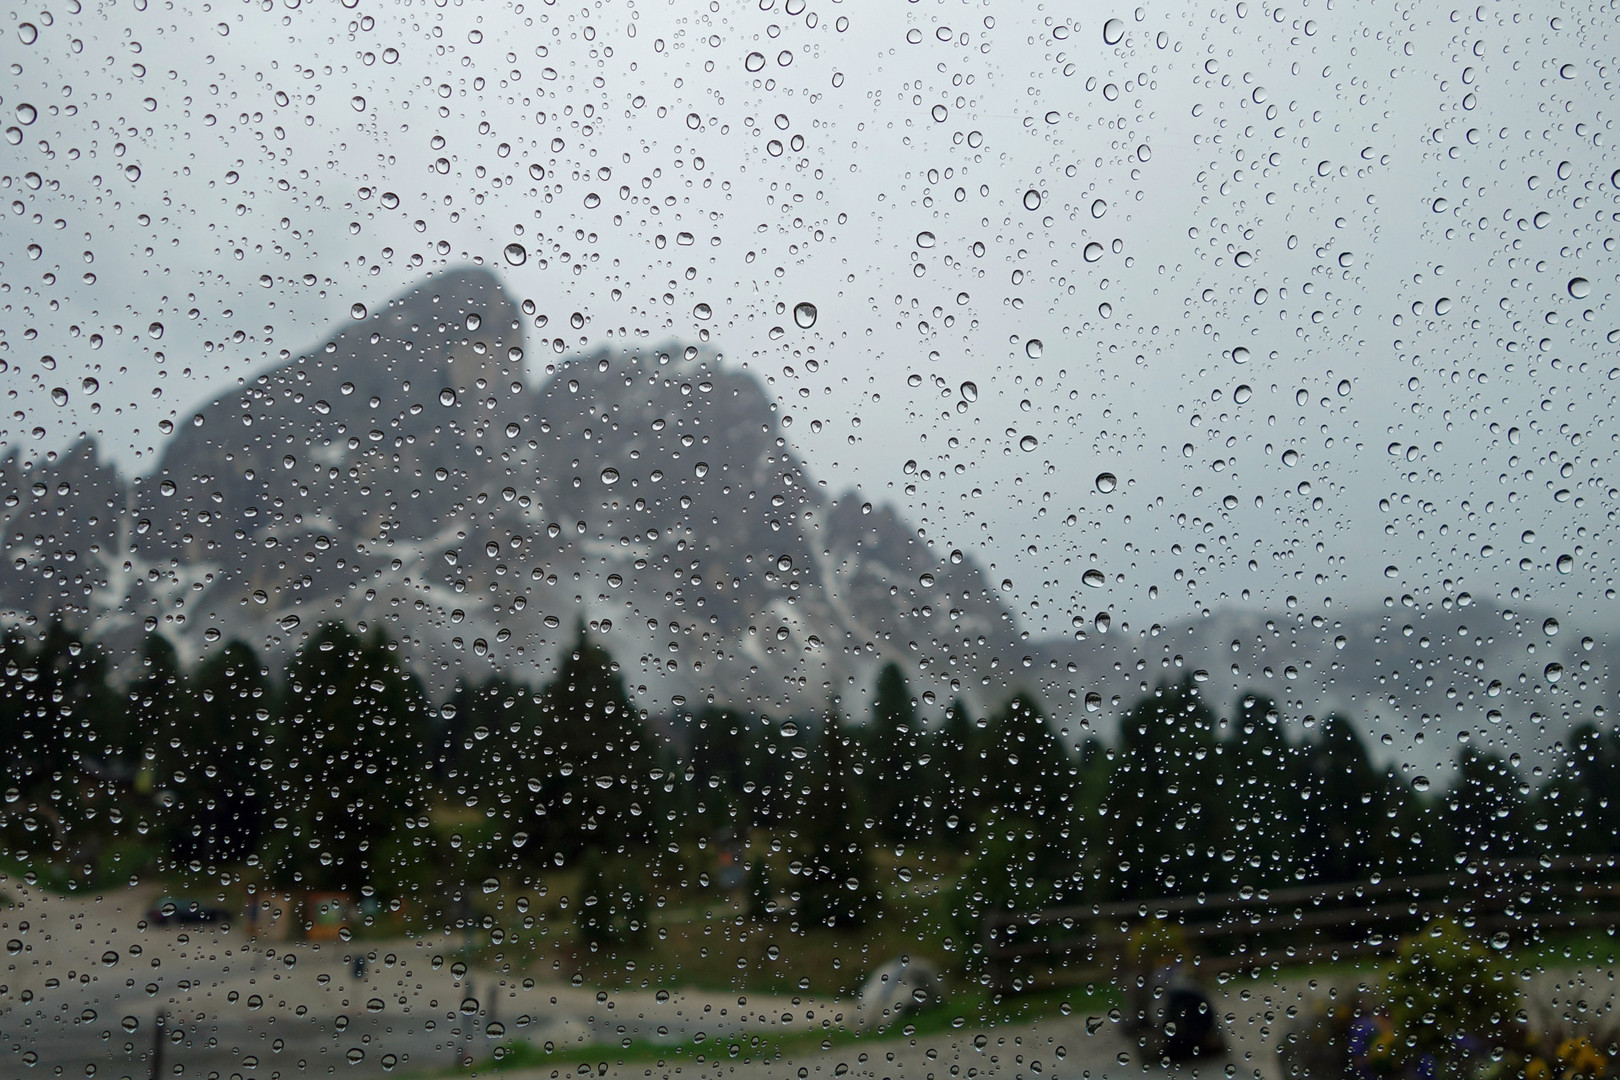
1223, 694, 1305, 887
794, 705, 874, 929
160, 640, 269, 869
949, 811, 1073, 969
265, 623, 432, 892
1101, 676, 1226, 899
1445, 746, 1531, 860
932, 697, 980, 841
979, 692, 1073, 830
531, 621, 657, 858
866, 662, 925, 843
1297, 712, 1382, 882
1541, 722, 1620, 856
574, 847, 650, 948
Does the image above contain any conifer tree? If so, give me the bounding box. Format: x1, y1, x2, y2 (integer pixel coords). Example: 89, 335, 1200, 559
795, 703, 873, 928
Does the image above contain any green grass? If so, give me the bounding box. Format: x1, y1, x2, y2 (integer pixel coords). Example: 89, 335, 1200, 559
428, 984, 1117, 1077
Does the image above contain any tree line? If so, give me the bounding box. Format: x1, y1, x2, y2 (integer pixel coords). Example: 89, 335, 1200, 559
1, 619, 1611, 932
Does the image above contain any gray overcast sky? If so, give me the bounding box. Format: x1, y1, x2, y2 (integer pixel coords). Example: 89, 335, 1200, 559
2, 0, 1616, 633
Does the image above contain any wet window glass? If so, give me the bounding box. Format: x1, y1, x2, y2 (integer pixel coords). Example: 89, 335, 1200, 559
2, 2, 1616, 1078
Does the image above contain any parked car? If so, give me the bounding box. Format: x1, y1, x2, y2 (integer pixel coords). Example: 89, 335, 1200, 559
147, 897, 230, 926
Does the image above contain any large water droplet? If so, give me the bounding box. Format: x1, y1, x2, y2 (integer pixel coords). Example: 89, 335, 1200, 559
1413, 776, 1431, 792
600, 467, 620, 485
350, 303, 367, 320
50, 386, 68, 406
504, 243, 528, 266
745, 51, 766, 72
959, 381, 978, 402
1025, 339, 1043, 359
793, 302, 818, 328
1569, 277, 1591, 299
1102, 18, 1125, 44
1019, 434, 1038, 452
1082, 569, 1106, 588
1083, 242, 1104, 262
1095, 472, 1117, 493
916, 231, 936, 248
1023, 189, 1042, 211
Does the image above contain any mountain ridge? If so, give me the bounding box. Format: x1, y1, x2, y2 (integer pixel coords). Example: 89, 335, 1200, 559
0, 266, 1610, 768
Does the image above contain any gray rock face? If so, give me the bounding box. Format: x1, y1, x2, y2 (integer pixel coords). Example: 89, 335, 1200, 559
858, 957, 944, 1027
0, 267, 1019, 713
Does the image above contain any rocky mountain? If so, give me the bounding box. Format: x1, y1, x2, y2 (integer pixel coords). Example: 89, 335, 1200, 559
0, 267, 1016, 715
0, 265, 1610, 763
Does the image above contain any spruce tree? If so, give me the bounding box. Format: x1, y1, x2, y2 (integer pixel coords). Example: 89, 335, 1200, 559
795, 703, 873, 928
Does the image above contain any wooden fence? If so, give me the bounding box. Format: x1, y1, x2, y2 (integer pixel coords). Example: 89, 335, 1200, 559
983, 856, 1620, 993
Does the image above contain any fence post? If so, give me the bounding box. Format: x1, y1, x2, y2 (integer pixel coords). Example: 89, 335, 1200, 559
150, 1009, 167, 1080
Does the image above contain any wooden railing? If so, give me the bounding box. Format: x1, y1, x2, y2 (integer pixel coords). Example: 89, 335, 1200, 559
982, 856, 1620, 993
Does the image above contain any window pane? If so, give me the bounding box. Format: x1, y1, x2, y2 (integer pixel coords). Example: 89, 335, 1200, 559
1, 3, 1614, 1078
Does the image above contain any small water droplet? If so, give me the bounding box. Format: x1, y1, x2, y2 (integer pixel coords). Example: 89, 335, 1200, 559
694, 461, 710, 477
1023, 189, 1042, 211
350, 303, 367, 320
1233, 384, 1252, 404
351, 95, 367, 111
101, 950, 120, 967
694, 302, 713, 320
1025, 339, 1043, 359
1232, 346, 1250, 364
81, 377, 99, 395
959, 381, 978, 402
50, 386, 68, 406
1545, 662, 1563, 683
504, 243, 528, 266
793, 302, 818, 328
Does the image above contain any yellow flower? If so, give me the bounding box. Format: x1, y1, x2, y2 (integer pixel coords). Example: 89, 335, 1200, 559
1526, 1056, 1552, 1080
